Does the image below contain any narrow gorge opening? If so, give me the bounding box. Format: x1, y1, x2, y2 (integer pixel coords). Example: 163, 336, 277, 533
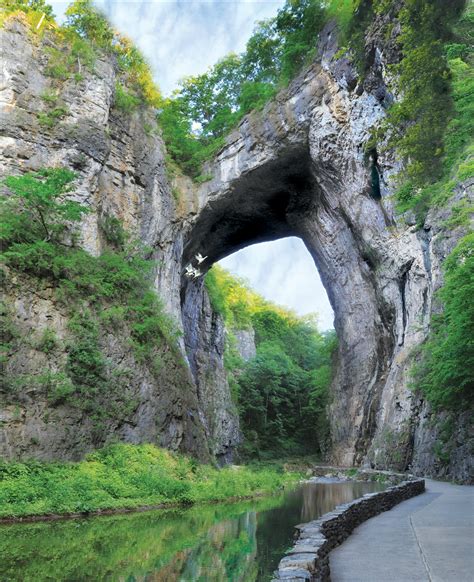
181, 234, 337, 463
219, 237, 334, 332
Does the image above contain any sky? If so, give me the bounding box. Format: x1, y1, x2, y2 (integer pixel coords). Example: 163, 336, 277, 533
50, 0, 334, 330
220, 238, 334, 330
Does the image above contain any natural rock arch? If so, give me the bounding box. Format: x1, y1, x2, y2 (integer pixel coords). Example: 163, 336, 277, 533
1, 18, 446, 473
179, 50, 430, 466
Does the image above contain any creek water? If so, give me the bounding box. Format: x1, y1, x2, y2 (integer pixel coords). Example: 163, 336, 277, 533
0, 480, 383, 581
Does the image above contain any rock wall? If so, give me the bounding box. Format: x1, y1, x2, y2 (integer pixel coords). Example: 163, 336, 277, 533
181, 278, 241, 464
0, 15, 472, 478
0, 18, 239, 462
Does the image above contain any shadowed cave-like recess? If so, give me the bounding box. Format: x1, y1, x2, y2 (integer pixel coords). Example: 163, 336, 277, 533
180, 146, 396, 466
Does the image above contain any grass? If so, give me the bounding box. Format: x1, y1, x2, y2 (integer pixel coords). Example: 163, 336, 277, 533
0, 443, 301, 519
37, 105, 68, 127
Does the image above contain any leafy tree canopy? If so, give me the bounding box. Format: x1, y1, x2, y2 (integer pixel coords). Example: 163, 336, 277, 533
205, 264, 337, 459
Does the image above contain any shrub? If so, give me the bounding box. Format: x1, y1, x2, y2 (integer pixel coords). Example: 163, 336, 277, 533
1, 169, 180, 422
35, 328, 58, 353
412, 234, 474, 410
114, 83, 141, 113
0, 443, 301, 518
38, 105, 68, 127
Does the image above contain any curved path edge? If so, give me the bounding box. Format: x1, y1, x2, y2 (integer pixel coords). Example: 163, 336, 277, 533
272, 479, 425, 581
330, 478, 474, 582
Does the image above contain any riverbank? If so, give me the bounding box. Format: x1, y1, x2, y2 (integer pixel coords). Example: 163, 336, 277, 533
274, 478, 426, 581
0, 443, 302, 521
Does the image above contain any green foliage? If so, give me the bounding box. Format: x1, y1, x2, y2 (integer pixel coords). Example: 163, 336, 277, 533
159, 0, 330, 178
374, 1, 473, 214
64, 1, 161, 108
205, 265, 336, 459
0, 0, 54, 30
35, 328, 58, 353
40, 89, 58, 104
275, 0, 326, 83
159, 0, 472, 209
1, 168, 87, 245
0, 495, 287, 582
1, 0, 54, 18
238, 327, 336, 459
3, 0, 160, 109
44, 47, 72, 80
114, 83, 141, 112
385, 0, 465, 185
1, 169, 180, 422
0, 302, 19, 379
413, 234, 474, 410
64, 0, 113, 48
65, 311, 107, 406
44, 35, 96, 81
0, 443, 300, 518
37, 105, 68, 127
99, 214, 128, 249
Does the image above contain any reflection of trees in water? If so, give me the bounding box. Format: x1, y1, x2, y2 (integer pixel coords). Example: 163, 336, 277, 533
300, 482, 378, 523
1, 499, 269, 582
176, 511, 258, 581
1, 483, 382, 582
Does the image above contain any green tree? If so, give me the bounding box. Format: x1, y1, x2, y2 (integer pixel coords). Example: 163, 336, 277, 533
1, 0, 54, 18
159, 0, 330, 178
205, 265, 336, 459
241, 19, 281, 83
1, 168, 87, 245
275, 0, 326, 83
64, 0, 114, 49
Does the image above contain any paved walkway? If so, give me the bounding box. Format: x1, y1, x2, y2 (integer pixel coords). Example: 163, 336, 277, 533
330, 479, 474, 582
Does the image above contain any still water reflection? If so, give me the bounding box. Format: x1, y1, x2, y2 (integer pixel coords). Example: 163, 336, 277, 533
0, 481, 383, 581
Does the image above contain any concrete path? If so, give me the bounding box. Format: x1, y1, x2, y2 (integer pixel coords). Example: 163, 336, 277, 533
330, 479, 474, 582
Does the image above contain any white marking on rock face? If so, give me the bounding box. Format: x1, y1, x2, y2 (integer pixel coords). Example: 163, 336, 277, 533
220, 152, 240, 184
0, 136, 15, 149
0, 65, 16, 108
1, 64, 12, 86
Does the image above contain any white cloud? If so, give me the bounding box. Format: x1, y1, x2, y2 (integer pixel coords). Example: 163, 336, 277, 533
220, 238, 334, 331
69, 0, 285, 94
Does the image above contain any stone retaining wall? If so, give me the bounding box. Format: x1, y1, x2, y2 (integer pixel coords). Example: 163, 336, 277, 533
273, 479, 425, 581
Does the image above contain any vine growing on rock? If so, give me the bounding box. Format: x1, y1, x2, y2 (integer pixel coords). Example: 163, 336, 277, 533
412, 234, 474, 411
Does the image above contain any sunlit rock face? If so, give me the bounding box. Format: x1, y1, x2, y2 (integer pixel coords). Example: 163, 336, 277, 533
1, 18, 471, 478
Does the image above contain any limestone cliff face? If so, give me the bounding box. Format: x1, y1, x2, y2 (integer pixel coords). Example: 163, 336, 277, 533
0, 18, 239, 462
1, 17, 472, 480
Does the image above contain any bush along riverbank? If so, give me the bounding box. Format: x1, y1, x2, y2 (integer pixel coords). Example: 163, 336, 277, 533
0, 443, 302, 520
